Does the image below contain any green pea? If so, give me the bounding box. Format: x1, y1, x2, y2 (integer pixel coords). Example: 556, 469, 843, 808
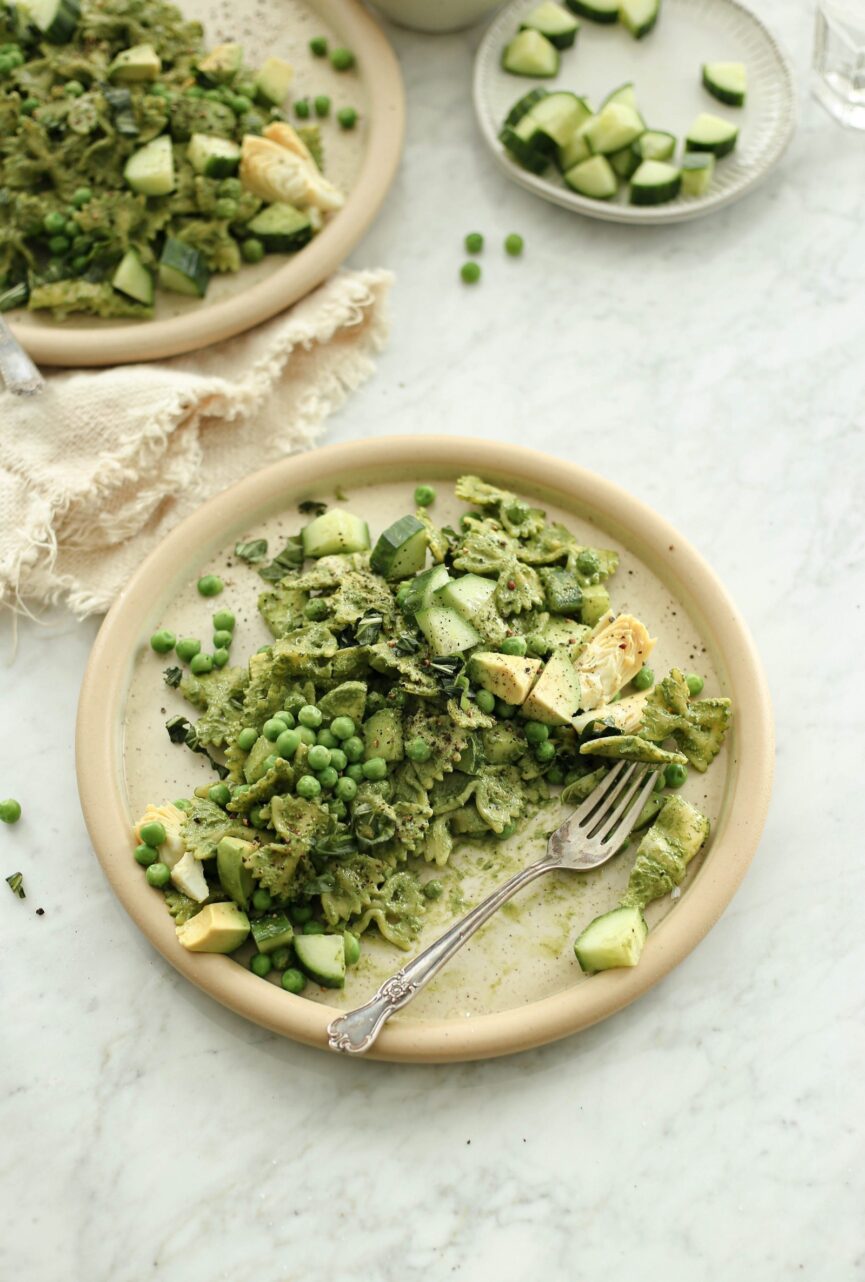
212, 609, 235, 631
303, 920, 325, 935
496, 700, 516, 720
303, 597, 330, 621
524, 721, 549, 744
134, 844, 157, 867
576, 549, 600, 577
252, 888, 273, 912
70, 186, 92, 209
317, 766, 339, 790
0, 799, 21, 824
65, 79, 85, 97
189, 653, 213, 675
261, 718, 283, 742
330, 716, 356, 741
208, 782, 231, 807
406, 737, 432, 763
43, 210, 66, 235
342, 735, 364, 762
476, 688, 495, 714
248, 805, 268, 828
297, 725, 317, 746
21, 97, 39, 115
500, 635, 527, 656
497, 822, 517, 841
423, 879, 443, 900
229, 93, 252, 114
527, 634, 550, 657
63, 219, 78, 238
276, 728, 300, 758
460, 261, 481, 284
298, 704, 323, 729
307, 744, 331, 771
346, 762, 365, 783
633, 666, 654, 691
0, 54, 13, 76
197, 574, 223, 597
71, 234, 90, 253
664, 762, 688, 789
241, 237, 265, 264
250, 952, 272, 977
535, 740, 556, 763
504, 233, 524, 257
329, 748, 347, 772
237, 727, 257, 752
175, 637, 201, 662
48, 235, 70, 255
211, 629, 232, 651
203, 88, 223, 102
70, 254, 87, 272
316, 728, 338, 750
173, 798, 192, 812
685, 673, 704, 696
546, 766, 565, 785
362, 757, 388, 781
270, 945, 292, 970
145, 862, 171, 887
336, 775, 357, 802
464, 232, 483, 254
337, 106, 358, 129
290, 903, 313, 924
343, 932, 361, 966
314, 94, 330, 117
296, 774, 321, 799
330, 47, 355, 71
149, 629, 176, 654
309, 35, 328, 56
214, 196, 237, 220
414, 484, 436, 507
294, 97, 310, 119
281, 967, 307, 993
139, 820, 166, 847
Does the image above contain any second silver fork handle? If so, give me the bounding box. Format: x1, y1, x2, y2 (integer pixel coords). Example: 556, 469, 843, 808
0, 316, 44, 396
327, 857, 554, 1055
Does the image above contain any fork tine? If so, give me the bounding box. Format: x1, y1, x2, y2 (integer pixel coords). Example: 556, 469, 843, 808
569, 760, 631, 825
590, 766, 661, 848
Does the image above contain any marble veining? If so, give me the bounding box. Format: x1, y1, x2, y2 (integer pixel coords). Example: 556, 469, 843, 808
1, 2, 863, 1278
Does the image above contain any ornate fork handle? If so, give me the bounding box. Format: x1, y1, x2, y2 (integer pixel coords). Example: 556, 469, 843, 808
327, 857, 554, 1054
0, 316, 44, 396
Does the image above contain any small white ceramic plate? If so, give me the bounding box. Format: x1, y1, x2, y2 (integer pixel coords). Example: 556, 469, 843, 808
474, 0, 795, 224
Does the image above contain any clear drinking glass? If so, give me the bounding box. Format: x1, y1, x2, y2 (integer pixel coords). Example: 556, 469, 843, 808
813, 0, 865, 128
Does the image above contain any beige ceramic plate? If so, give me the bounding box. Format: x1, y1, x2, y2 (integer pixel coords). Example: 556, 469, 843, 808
9, 0, 404, 366
76, 437, 773, 1061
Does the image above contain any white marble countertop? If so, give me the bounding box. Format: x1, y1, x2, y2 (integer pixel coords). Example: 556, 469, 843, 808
2, 3, 864, 1278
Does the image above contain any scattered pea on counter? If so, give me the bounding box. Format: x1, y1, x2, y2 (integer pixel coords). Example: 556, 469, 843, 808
460, 261, 481, 284
464, 231, 484, 253
504, 233, 524, 256
0, 798, 22, 824
330, 47, 355, 71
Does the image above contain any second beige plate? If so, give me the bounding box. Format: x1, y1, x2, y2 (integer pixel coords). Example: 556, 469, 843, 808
9, 0, 404, 366
76, 437, 773, 1061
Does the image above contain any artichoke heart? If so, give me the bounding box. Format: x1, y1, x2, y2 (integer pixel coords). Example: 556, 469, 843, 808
240, 123, 345, 212
573, 613, 655, 711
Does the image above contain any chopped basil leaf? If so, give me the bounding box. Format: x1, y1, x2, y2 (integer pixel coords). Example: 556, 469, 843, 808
258, 536, 304, 582
165, 715, 229, 779
235, 538, 269, 563
6, 872, 25, 899
298, 499, 327, 517
163, 666, 183, 688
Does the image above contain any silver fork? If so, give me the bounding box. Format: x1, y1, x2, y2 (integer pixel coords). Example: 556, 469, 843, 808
0, 313, 44, 397
327, 761, 660, 1055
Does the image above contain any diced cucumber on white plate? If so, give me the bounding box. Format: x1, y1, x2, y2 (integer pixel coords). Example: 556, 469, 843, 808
501, 28, 560, 77
564, 154, 618, 199
680, 152, 715, 196
702, 61, 747, 107
634, 129, 676, 162
629, 159, 681, 205
520, 1, 581, 49
685, 112, 739, 158
565, 0, 618, 24
584, 102, 644, 154
619, 0, 660, 39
